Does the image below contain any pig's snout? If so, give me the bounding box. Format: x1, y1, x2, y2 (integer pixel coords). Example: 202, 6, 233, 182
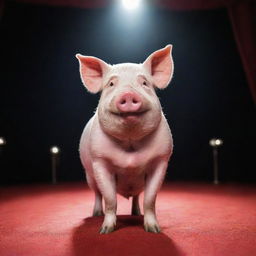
116, 92, 142, 113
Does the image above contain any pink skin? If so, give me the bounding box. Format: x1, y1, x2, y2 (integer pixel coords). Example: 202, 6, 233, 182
76, 45, 174, 234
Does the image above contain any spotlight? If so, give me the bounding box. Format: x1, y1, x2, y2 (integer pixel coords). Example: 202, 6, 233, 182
0, 137, 6, 145
209, 138, 223, 185
50, 146, 60, 185
122, 0, 141, 10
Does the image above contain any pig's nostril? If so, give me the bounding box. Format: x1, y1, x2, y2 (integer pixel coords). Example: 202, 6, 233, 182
117, 92, 142, 112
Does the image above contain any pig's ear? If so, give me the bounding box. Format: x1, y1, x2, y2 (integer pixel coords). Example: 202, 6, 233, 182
143, 45, 174, 89
76, 54, 110, 93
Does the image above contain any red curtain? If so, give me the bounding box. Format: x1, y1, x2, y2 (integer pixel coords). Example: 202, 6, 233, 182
228, 1, 256, 103
2, 0, 256, 102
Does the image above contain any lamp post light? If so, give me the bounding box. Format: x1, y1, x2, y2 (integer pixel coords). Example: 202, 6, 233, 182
50, 146, 60, 185
0, 137, 6, 156
0, 137, 6, 145
209, 138, 223, 185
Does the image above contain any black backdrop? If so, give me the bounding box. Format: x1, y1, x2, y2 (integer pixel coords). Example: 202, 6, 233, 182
0, 1, 255, 184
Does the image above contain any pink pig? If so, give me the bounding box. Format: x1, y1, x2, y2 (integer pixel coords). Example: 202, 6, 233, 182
76, 45, 174, 234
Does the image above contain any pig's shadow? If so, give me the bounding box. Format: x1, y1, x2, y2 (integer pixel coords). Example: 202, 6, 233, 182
72, 215, 182, 256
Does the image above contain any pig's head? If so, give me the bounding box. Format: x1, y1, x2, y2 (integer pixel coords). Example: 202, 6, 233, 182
76, 45, 174, 141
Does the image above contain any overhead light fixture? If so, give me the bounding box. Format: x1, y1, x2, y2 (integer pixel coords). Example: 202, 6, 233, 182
122, 0, 141, 10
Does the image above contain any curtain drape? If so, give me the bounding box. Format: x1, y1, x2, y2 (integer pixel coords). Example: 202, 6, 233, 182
228, 1, 256, 103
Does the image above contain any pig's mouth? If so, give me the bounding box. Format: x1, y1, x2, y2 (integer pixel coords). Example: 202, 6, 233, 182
111, 110, 148, 120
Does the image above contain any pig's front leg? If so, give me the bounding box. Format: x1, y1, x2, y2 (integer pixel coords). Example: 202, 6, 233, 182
144, 161, 168, 233
93, 162, 117, 234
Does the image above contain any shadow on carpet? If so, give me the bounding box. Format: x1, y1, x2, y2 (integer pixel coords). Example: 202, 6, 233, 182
72, 215, 182, 256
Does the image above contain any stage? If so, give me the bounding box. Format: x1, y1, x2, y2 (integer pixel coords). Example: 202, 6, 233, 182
0, 182, 255, 256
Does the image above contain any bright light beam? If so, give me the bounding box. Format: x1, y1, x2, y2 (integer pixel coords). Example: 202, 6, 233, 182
122, 0, 141, 10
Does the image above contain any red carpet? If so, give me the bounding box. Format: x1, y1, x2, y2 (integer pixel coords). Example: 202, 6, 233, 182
0, 182, 255, 256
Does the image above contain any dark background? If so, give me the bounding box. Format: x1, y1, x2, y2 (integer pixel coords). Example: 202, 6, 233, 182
0, 1, 255, 184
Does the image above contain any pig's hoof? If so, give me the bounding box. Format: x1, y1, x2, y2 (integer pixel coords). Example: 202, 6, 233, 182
144, 223, 161, 233
100, 214, 116, 234
93, 210, 104, 217
99, 224, 115, 234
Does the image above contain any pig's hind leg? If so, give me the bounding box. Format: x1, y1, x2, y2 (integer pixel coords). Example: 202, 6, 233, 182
131, 195, 141, 215
93, 191, 104, 216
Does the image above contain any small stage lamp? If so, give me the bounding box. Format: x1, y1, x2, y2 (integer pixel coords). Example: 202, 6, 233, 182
209, 138, 223, 185
50, 146, 60, 185
0, 137, 6, 156
51, 146, 59, 154
0, 137, 6, 146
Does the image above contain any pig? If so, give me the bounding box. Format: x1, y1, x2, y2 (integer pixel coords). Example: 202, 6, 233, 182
76, 45, 174, 234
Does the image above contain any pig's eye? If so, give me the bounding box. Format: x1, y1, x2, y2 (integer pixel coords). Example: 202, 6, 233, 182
107, 76, 118, 88
143, 81, 148, 86
138, 76, 150, 87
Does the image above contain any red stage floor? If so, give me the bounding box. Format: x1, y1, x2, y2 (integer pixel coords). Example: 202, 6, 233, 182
0, 182, 255, 256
